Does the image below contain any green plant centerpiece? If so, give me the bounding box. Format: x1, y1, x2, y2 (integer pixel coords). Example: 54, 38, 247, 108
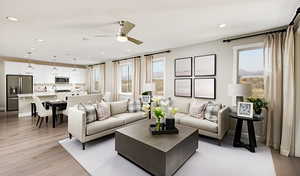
247, 97, 268, 115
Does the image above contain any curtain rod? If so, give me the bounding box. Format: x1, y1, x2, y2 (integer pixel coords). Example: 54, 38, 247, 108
144, 50, 171, 56
223, 7, 299, 43
290, 7, 300, 25
223, 29, 287, 43
112, 56, 141, 62
88, 62, 105, 67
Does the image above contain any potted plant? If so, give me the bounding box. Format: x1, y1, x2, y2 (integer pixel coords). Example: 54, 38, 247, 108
153, 107, 166, 130
247, 97, 268, 115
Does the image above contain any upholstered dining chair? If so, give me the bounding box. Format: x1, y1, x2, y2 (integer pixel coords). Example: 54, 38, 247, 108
32, 96, 52, 128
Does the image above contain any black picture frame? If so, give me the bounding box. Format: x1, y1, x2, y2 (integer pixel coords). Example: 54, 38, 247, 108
174, 57, 192, 77
174, 78, 192, 97
194, 54, 216, 77
194, 78, 216, 99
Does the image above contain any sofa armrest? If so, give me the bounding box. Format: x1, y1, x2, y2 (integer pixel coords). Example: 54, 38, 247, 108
217, 106, 230, 139
68, 107, 87, 143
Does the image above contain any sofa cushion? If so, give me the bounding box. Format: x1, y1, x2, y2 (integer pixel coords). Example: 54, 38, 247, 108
179, 116, 218, 133
189, 101, 206, 118
77, 103, 98, 124
174, 112, 190, 123
111, 112, 146, 124
110, 100, 128, 116
95, 101, 111, 121
205, 102, 222, 123
86, 118, 124, 136
128, 100, 142, 113
172, 99, 190, 114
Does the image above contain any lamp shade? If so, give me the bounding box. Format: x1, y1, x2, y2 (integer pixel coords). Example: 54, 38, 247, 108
228, 84, 251, 97
143, 83, 155, 92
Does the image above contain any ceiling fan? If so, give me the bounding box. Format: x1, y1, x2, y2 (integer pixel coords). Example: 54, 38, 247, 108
95, 20, 143, 45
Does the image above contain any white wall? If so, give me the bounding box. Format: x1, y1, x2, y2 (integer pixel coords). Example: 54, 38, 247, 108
0, 61, 5, 111
295, 23, 300, 157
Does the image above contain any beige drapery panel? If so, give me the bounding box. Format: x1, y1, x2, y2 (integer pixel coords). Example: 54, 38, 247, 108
133, 57, 141, 100
112, 61, 120, 101
264, 25, 295, 156
99, 64, 105, 93
145, 55, 153, 83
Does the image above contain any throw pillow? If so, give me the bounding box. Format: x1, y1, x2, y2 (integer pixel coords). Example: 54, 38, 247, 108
128, 100, 142, 113
78, 103, 97, 124
110, 100, 128, 116
189, 101, 205, 117
191, 102, 208, 119
204, 101, 222, 123
96, 101, 111, 121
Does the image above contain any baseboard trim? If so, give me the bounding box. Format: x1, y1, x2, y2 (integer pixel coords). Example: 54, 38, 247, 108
18, 112, 31, 118
0, 107, 5, 112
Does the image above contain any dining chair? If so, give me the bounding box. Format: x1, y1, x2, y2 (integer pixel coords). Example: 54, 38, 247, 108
32, 96, 52, 128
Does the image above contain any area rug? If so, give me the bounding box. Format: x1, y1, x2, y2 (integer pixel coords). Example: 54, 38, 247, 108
59, 135, 276, 176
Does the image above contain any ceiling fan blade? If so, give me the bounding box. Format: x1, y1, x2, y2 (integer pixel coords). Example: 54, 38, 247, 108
120, 21, 135, 34
95, 34, 114, 37
127, 36, 143, 45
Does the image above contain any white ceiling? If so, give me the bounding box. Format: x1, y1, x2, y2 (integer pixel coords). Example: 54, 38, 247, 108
0, 0, 299, 64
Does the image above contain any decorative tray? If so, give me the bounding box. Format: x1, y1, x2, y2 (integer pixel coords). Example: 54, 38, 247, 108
149, 123, 179, 135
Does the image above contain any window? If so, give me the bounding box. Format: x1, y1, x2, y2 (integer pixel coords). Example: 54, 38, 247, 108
120, 62, 133, 94
237, 47, 264, 98
152, 58, 165, 96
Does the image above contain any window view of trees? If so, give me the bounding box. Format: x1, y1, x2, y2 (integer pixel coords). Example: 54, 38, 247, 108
152, 58, 165, 96
238, 48, 264, 98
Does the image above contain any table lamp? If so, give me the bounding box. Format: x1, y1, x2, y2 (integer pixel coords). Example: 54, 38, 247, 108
228, 83, 251, 106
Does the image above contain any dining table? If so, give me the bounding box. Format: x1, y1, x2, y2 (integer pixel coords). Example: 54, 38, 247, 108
45, 100, 67, 128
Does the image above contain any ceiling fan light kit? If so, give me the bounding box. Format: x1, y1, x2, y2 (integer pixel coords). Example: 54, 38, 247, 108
96, 20, 143, 45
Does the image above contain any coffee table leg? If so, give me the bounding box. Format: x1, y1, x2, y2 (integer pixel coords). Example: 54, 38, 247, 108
233, 119, 243, 147
247, 121, 256, 152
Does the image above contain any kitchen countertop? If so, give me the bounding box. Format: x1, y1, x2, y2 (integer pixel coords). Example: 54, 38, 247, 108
18, 92, 57, 98
18, 91, 87, 98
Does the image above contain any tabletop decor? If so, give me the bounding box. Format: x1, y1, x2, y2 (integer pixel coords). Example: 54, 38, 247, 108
237, 102, 254, 118
246, 97, 268, 115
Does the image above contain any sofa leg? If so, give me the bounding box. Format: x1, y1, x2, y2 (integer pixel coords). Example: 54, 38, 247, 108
69, 133, 72, 139
82, 143, 86, 150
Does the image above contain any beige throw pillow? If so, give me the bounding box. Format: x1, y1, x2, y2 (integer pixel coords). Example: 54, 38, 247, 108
78, 103, 98, 124
110, 100, 128, 116
96, 101, 111, 121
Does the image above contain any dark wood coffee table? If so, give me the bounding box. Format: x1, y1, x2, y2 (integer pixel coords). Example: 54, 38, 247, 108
115, 120, 198, 176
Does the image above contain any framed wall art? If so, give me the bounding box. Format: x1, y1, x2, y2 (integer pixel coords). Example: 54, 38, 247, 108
174, 78, 192, 97
194, 54, 216, 76
194, 78, 216, 99
237, 102, 254, 118
174, 57, 192, 77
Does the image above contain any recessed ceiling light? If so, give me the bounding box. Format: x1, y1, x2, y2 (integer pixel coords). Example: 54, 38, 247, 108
36, 39, 44, 42
30, 48, 35, 50
219, 24, 226, 28
6, 16, 18, 22
126, 49, 131, 52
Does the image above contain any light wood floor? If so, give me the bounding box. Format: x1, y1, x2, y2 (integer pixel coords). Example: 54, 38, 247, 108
0, 111, 299, 176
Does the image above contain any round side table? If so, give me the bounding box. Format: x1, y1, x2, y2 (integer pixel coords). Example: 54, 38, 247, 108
230, 113, 263, 153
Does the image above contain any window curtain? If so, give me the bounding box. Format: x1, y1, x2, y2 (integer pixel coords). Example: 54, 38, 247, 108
145, 55, 153, 83
99, 64, 105, 93
112, 61, 120, 101
133, 57, 141, 100
264, 25, 295, 156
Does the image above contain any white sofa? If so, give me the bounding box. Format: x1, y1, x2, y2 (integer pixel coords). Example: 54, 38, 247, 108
68, 101, 147, 150
172, 99, 230, 145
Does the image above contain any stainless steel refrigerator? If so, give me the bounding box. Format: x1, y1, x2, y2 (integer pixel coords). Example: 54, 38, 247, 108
6, 75, 33, 111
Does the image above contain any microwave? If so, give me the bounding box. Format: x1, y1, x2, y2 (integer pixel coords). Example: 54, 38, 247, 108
55, 77, 69, 84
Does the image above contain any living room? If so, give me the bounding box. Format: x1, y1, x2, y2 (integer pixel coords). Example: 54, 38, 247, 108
0, 1, 300, 176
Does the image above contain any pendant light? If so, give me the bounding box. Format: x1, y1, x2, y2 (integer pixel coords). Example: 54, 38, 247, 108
25, 51, 34, 74
52, 56, 58, 76
72, 58, 77, 72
